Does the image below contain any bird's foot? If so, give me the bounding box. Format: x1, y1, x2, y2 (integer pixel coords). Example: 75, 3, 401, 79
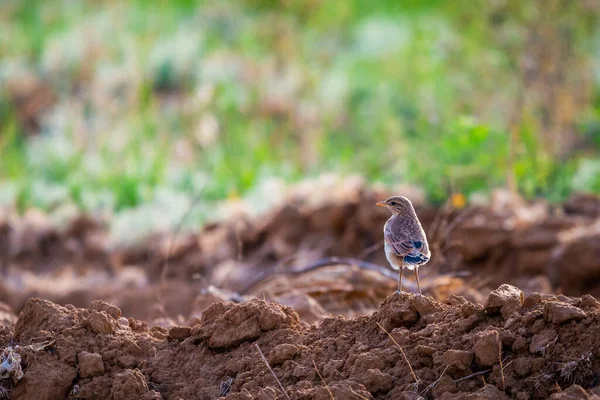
394, 290, 404, 295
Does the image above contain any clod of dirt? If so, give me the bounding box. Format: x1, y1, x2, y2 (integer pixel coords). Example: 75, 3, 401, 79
529, 329, 558, 354
442, 349, 474, 371
549, 384, 593, 399
14, 299, 79, 342
196, 299, 299, 349
168, 326, 191, 341
484, 284, 524, 319
111, 369, 161, 400
87, 310, 116, 334
5, 285, 600, 399
544, 301, 587, 324
268, 343, 300, 365
89, 300, 123, 320
77, 351, 105, 378
440, 384, 509, 399
362, 368, 394, 393
374, 294, 419, 331
10, 357, 76, 400
473, 329, 501, 367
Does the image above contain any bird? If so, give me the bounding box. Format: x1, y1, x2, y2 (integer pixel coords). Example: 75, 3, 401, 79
376, 196, 430, 294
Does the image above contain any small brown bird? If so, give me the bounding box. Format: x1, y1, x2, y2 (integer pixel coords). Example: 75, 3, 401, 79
377, 196, 430, 294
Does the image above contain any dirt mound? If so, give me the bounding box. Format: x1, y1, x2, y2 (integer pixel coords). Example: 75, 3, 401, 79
2, 285, 600, 399
2, 189, 600, 327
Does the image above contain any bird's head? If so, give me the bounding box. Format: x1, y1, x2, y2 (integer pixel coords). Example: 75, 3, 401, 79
376, 196, 415, 215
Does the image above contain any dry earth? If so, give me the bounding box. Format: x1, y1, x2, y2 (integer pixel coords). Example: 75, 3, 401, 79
1, 284, 600, 399
1, 188, 600, 399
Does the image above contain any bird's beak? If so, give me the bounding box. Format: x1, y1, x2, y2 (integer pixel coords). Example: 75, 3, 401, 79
376, 201, 387, 207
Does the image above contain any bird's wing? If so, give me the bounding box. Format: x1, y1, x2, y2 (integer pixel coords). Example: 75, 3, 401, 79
384, 226, 429, 262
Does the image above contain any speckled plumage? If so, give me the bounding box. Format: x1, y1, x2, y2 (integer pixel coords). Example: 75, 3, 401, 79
377, 196, 430, 294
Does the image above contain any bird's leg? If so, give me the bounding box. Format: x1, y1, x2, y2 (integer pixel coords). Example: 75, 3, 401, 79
414, 267, 422, 295
396, 267, 403, 294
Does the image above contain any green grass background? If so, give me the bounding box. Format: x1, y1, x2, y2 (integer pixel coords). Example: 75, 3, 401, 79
1, 0, 600, 236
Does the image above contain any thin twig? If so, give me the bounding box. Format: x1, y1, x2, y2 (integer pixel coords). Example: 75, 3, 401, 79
312, 360, 334, 399
238, 256, 401, 295
255, 344, 291, 400
342, 387, 370, 400
421, 365, 450, 395
453, 369, 491, 383
376, 322, 419, 386
499, 348, 505, 391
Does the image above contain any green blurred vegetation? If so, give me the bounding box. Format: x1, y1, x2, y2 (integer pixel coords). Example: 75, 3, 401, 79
1, 0, 600, 223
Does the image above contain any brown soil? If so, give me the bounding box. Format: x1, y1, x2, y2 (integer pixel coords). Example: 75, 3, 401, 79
2, 188, 600, 398
1, 190, 600, 325
2, 285, 600, 399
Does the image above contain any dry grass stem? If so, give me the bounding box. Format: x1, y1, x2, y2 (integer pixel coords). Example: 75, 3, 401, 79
255, 344, 291, 400
343, 387, 370, 400
376, 322, 419, 386
422, 365, 450, 395
499, 348, 505, 391
453, 369, 491, 383
312, 360, 334, 399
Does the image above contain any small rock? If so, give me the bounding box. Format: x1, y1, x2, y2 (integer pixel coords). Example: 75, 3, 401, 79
256, 387, 277, 400
322, 359, 344, 378
87, 311, 115, 334
432, 375, 457, 398
77, 352, 105, 378
118, 354, 138, 369
412, 296, 443, 316
531, 319, 545, 334
544, 301, 586, 324
438, 384, 508, 399
128, 318, 148, 332
198, 300, 299, 349
111, 369, 149, 400
352, 352, 386, 377
316, 381, 373, 400
473, 330, 500, 367
446, 295, 468, 306
579, 294, 600, 310
523, 293, 544, 309
485, 284, 524, 319
268, 344, 300, 366
89, 300, 122, 320
512, 357, 532, 377
529, 329, 557, 354
168, 326, 191, 340
549, 384, 589, 399
442, 350, 474, 370
522, 310, 543, 327
361, 369, 393, 393
415, 345, 437, 357
460, 302, 479, 318
512, 336, 529, 353
225, 389, 253, 400
499, 329, 516, 347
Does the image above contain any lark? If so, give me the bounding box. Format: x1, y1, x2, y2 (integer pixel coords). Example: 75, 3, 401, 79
377, 196, 430, 294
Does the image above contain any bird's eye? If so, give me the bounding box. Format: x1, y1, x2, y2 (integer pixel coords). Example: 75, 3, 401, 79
390, 202, 397, 206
